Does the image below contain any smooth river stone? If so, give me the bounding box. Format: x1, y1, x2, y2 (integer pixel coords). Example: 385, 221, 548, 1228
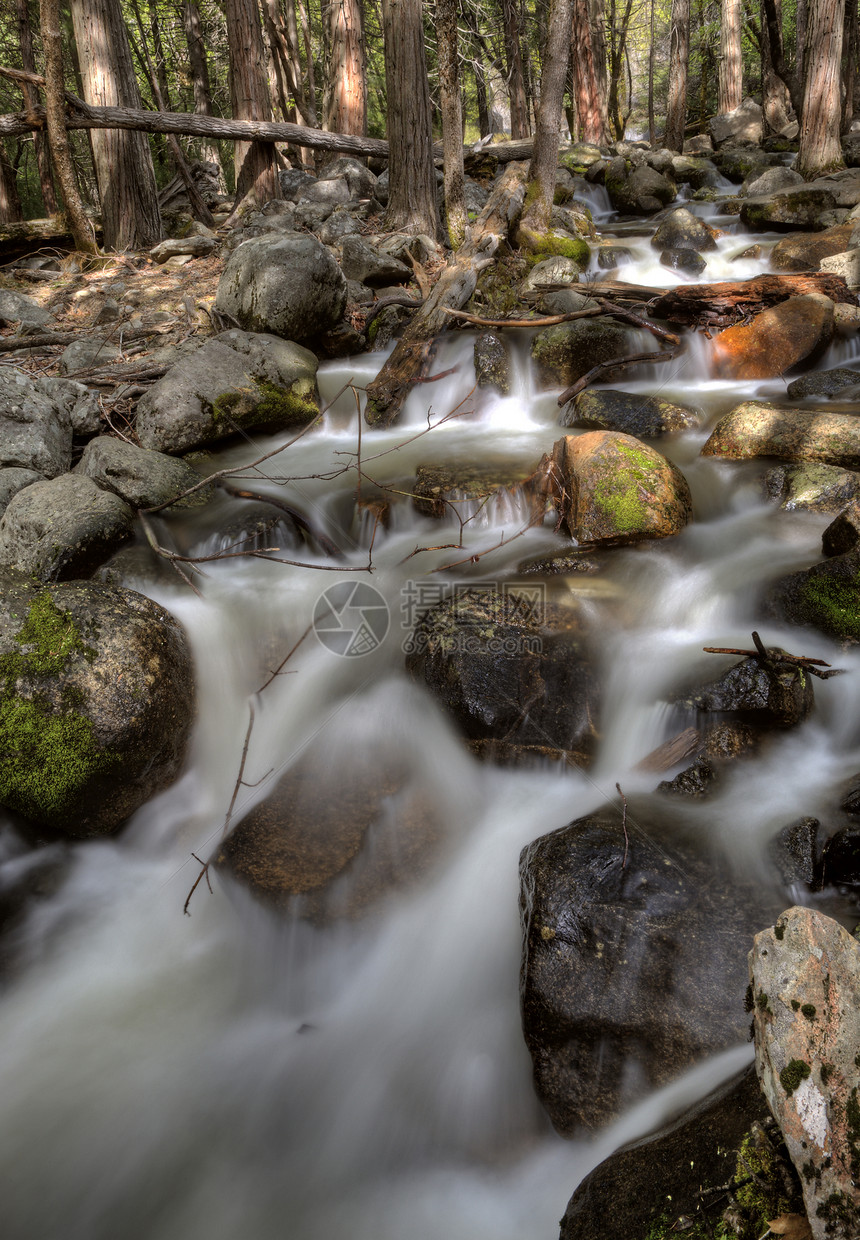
710, 294, 834, 380
703, 403, 860, 469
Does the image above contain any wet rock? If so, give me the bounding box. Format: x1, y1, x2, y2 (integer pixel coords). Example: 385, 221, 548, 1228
340, 235, 412, 286
786, 368, 860, 399
411, 461, 546, 522
216, 751, 440, 921
658, 721, 758, 797
136, 330, 319, 454
659, 247, 706, 275
520, 807, 781, 1132
604, 157, 676, 214
750, 908, 860, 1239
473, 332, 511, 394
740, 188, 837, 231
820, 826, 860, 886
766, 548, 860, 644
214, 233, 347, 342
764, 462, 860, 513
710, 98, 764, 146
744, 166, 805, 196
596, 244, 632, 269
651, 206, 719, 252
771, 222, 856, 271
676, 652, 815, 728
548, 432, 692, 545
770, 816, 820, 886
560, 388, 701, 438
823, 501, 860, 556
530, 318, 633, 389
405, 588, 599, 761
703, 403, 860, 468
74, 436, 213, 511
516, 547, 603, 576
520, 255, 582, 290
0, 569, 194, 836
711, 295, 834, 380
0, 474, 134, 581
559, 1066, 771, 1240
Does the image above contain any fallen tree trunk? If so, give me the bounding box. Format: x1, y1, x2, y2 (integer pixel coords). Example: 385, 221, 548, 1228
364, 161, 529, 429
650, 273, 857, 328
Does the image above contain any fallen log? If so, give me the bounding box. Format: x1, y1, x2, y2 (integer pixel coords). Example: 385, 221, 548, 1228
651, 273, 857, 329
364, 162, 529, 429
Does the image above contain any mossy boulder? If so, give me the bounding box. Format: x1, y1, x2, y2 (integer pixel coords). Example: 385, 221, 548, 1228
604, 157, 676, 214
0, 569, 194, 836
405, 588, 599, 762
764, 462, 860, 513
560, 388, 701, 438
711, 294, 834, 380
712, 148, 780, 183
740, 187, 838, 231
770, 222, 856, 272
559, 143, 604, 174
531, 318, 633, 389
517, 224, 590, 268
766, 548, 860, 644
703, 403, 860, 469
651, 206, 719, 252
136, 329, 320, 454
548, 432, 693, 545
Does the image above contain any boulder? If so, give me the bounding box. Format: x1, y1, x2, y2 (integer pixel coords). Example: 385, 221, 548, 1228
771, 223, 856, 272
278, 168, 317, 201
658, 720, 758, 798
711, 295, 834, 380
74, 437, 213, 511
823, 500, 860, 556
750, 908, 860, 1239
214, 233, 347, 342
559, 1066, 771, 1240
820, 824, 860, 885
740, 188, 837, 231
405, 588, 599, 762
135, 330, 319, 454
0, 288, 53, 332
710, 98, 764, 146
703, 403, 860, 469
820, 247, 860, 288
57, 338, 121, 375
520, 255, 582, 290
149, 236, 215, 263
604, 158, 676, 214
807, 168, 860, 206
767, 548, 860, 643
560, 388, 701, 438
0, 474, 133, 581
0, 368, 74, 477
411, 461, 546, 523
473, 333, 511, 394
297, 175, 351, 205
340, 235, 412, 286
744, 166, 805, 196
530, 318, 633, 389
671, 154, 722, 189
0, 569, 194, 836
764, 462, 860, 513
660, 247, 706, 275
650, 206, 719, 252
786, 368, 860, 399
318, 155, 378, 198
520, 807, 782, 1132
548, 432, 692, 544
674, 652, 815, 729
0, 468, 42, 517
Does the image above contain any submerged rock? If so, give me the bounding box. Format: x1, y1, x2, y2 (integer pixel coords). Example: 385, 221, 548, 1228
650, 207, 718, 252
531, 318, 633, 389
786, 368, 860, 399
520, 808, 781, 1132
711, 295, 834, 380
703, 403, 860, 469
548, 432, 692, 545
822, 500, 860, 556
411, 461, 546, 522
660, 247, 706, 275
0, 569, 194, 836
473, 332, 511, 394
750, 908, 860, 1239
763, 462, 860, 513
676, 652, 815, 729
766, 548, 860, 644
560, 388, 701, 438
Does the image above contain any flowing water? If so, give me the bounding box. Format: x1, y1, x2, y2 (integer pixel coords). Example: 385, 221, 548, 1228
3, 193, 860, 1240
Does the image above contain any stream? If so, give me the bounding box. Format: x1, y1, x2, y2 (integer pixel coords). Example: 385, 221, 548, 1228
3, 191, 860, 1240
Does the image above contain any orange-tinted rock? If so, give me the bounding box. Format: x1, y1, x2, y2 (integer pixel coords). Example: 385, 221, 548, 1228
771, 223, 855, 272
711, 294, 834, 379
548, 432, 692, 544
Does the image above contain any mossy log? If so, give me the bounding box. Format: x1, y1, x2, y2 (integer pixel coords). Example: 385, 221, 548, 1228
364, 162, 529, 429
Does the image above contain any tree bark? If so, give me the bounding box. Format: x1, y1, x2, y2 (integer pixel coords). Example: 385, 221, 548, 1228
437, 0, 468, 248
648, 0, 656, 144
572, 0, 610, 145
844, 0, 858, 125
664, 0, 690, 151
16, 0, 57, 213
322, 0, 367, 135
69, 0, 161, 249
501, 0, 529, 137
718, 0, 743, 112
365, 161, 528, 428
225, 0, 281, 208
0, 144, 23, 224
796, 0, 846, 177
39, 0, 99, 251
380, 0, 440, 236
181, 0, 225, 180
520, 0, 573, 238
607, 0, 634, 140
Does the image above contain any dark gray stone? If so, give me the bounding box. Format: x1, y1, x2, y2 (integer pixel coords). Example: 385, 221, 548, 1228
74, 436, 213, 511
340, 235, 412, 286
561, 388, 701, 437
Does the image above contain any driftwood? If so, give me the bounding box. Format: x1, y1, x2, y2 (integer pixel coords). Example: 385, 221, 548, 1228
635, 727, 702, 774
364, 161, 529, 429
703, 631, 844, 680
651, 273, 857, 329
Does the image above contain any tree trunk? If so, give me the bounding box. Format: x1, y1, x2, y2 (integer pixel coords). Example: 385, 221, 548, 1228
762, 0, 803, 119
501, 0, 529, 137
607, 0, 634, 140
0, 144, 23, 224
437, 0, 468, 248
844, 0, 858, 125
322, 0, 367, 135
797, 0, 808, 82
181, 0, 225, 180
69, 0, 161, 249
718, 0, 743, 112
796, 0, 846, 177
664, 0, 690, 151
16, 0, 57, 213
572, 0, 610, 144
648, 0, 656, 144
225, 0, 281, 208
520, 0, 573, 239
39, 0, 99, 251
380, 0, 440, 236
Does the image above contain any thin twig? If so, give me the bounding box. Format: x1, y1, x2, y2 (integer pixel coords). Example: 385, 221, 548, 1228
616, 783, 629, 869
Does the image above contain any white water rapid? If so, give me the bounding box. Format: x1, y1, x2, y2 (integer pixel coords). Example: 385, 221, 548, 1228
2, 200, 860, 1240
